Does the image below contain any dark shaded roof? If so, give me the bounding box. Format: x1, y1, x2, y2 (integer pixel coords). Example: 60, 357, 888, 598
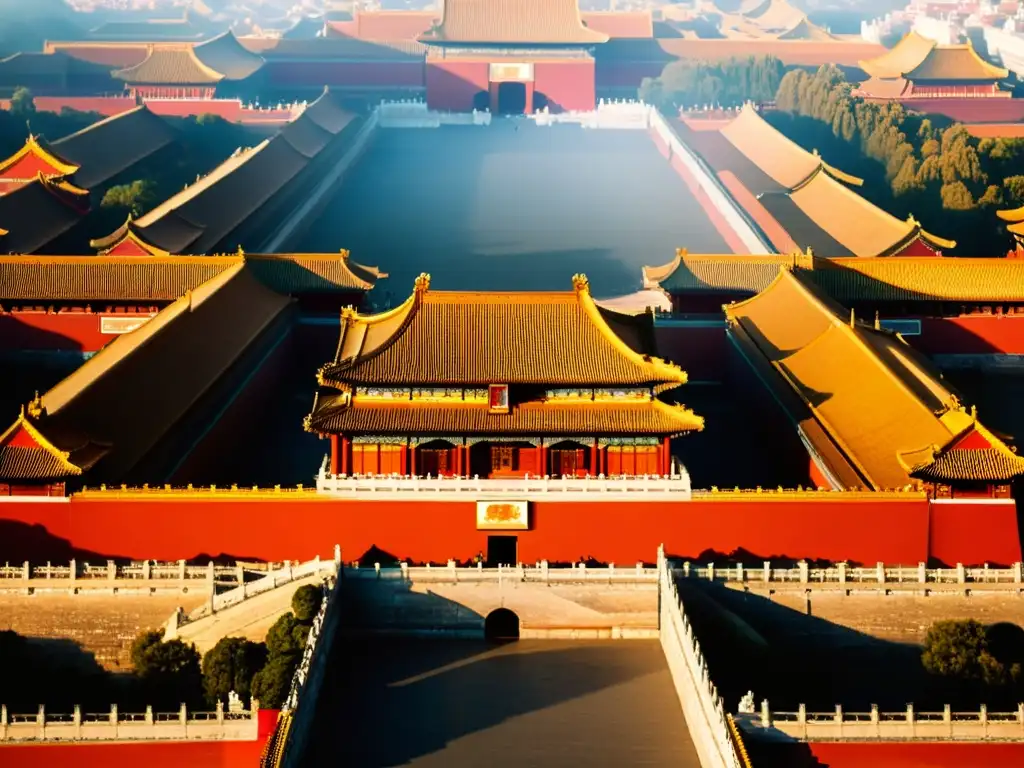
420, 0, 608, 44
318, 274, 688, 390
0, 177, 88, 254
34, 263, 291, 481
277, 112, 333, 158
307, 396, 702, 436
51, 106, 177, 190
134, 137, 309, 253
192, 31, 264, 80
248, 252, 386, 293
43, 41, 151, 69
0, 51, 115, 80
0, 254, 238, 301
299, 88, 358, 134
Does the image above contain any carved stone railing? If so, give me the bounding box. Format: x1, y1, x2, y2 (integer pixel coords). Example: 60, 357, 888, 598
277, 574, 343, 767
316, 466, 692, 500
681, 560, 1024, 586
0, 702, 258, 742
742, 702, 1024, 741
658, 546, 743, 768
344, 561, 659, 584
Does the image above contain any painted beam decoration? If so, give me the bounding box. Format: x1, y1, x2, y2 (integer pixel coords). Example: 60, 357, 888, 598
476, 500, 529, 530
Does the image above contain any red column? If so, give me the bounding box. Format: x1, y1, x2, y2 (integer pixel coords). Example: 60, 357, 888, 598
539, 444, 547, 476
409, 445, 417, 477
340, 436, 351, 476
590, 442, 597, 476
662, 437, 671, 476
462, 445, 469, 477
524, 81, 534, 114
330, 435, 340, 476
454, 445, 462, 477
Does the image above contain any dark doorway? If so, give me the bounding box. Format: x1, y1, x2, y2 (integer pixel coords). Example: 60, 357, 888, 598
484, 608, 520, 641
472, 90, 490, 111
487, 535, 517, 567
497, 81, 527, 114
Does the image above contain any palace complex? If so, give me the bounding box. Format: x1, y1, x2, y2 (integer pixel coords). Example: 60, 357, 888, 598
1, 6, 1024, 768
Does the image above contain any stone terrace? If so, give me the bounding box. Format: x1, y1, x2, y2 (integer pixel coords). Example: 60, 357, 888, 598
0, 593, 207, 670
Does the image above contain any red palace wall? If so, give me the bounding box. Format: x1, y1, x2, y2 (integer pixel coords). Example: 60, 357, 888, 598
0, 738, 266, 768
0, 493, 1016, 567
425, 59, 489, 111
0, 311, 153, 353
906, 316, 1024, 355
533, 60, 596, 112
804, 742, 1024, 768
266, 61, 425, 89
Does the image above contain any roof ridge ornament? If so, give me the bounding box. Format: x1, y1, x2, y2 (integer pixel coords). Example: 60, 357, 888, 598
27, 392, 42, 419
414, 273, 431, 293
339, 248, 350, 260
572, 273, 590, 293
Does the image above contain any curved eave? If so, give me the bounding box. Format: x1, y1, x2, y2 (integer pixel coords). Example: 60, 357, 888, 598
997, 206, 1024, 223
0, 410, 84, 476
575, 275, 689, 390
0, 137, 80, 178
641, 250, 683, 288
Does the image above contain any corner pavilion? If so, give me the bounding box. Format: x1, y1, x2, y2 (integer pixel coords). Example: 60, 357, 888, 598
305, 274, 703, 479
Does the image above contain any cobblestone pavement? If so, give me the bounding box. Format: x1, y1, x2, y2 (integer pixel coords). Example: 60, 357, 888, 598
304, 637, 701, 767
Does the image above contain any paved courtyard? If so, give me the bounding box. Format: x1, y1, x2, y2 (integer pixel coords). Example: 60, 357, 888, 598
296, 121, 729, 299
304, 637, 701, 767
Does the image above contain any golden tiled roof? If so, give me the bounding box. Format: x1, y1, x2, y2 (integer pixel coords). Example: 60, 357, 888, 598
645, 252, 1024, 303
858, 30, 936, 79
808, 256, 1024, 302
642, 250, 796, 294
307, 397, 703, 436
721, 105, 862, 191
247, 252, 385, 293
0, 254, 237, 301
114, 46, 224, 85
421, 0, 608, 44
320, 274, 688, 390
0, 409, 84, 481
789, 173, 955, 257
903, 43, 1007, 82
725, 269, 1014, 489
898, 420, 1024, 482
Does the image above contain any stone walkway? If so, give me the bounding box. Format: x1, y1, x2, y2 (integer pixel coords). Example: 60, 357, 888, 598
304, 638, 701, 767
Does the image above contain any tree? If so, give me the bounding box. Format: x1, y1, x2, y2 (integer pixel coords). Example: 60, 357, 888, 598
202, 637, 268, 707
922, 620, 1004, 685
640, 55, 785, 111
941, 181, 974, 211
265, 612, 311, 659
100, 179, 154, 215
250, 654, 299, 709
291, 585, 322, 623
130, 630, 204, 708
9, 86, 35, 117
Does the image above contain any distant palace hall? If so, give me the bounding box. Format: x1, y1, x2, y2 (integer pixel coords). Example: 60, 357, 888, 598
305, 274, 702, 479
